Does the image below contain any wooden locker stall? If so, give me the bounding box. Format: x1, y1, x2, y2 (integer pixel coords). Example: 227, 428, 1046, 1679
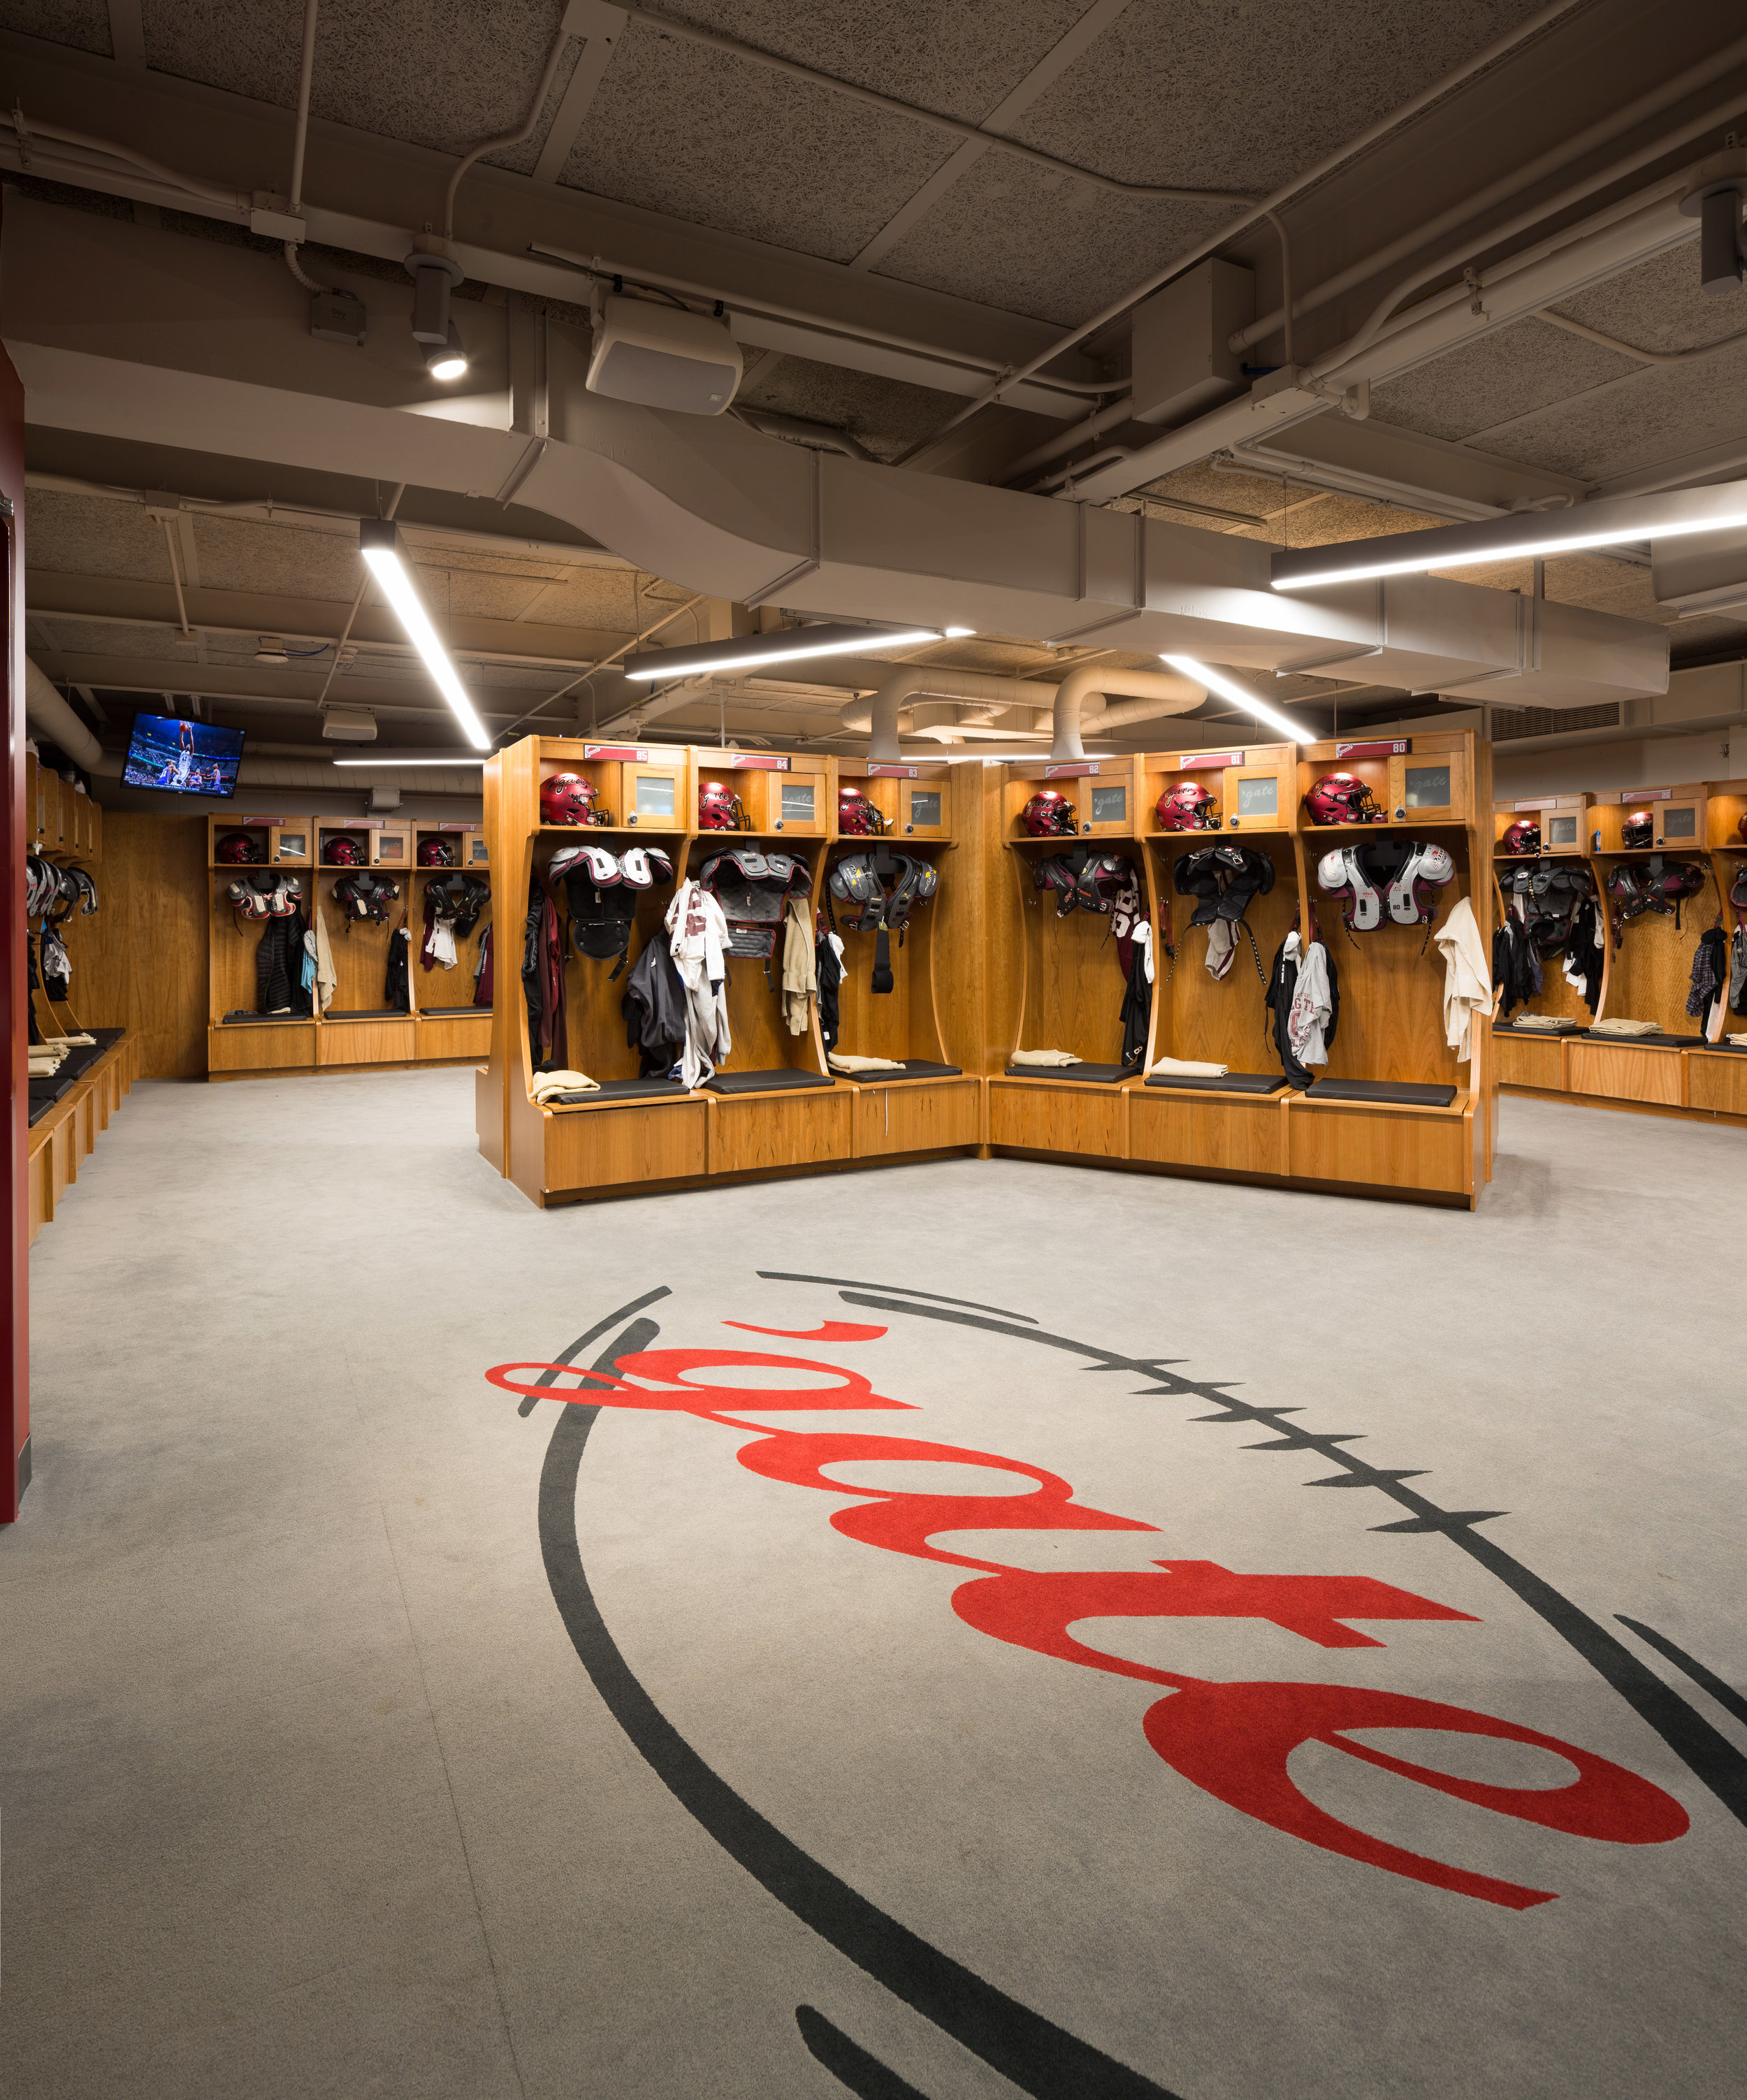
829, 760, 978, 1161
476, 737, 990, 1206
1129, 741, 1303, 1183
1287, 729, 1489, 1201
484, 737, 711, 1206
409, 823, 493, 1063
207, 813, 319, 1077
1563, 784, 1713, 1113
985, 756, 1147, 1164
1488, 795, 1605, 1096
1688, 776, 1747, 1119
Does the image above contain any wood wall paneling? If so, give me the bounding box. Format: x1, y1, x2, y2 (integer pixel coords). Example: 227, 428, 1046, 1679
61, 813, 208, 1078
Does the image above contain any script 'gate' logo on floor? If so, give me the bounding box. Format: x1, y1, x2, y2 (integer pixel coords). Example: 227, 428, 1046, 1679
488, 1275, 1737, 2100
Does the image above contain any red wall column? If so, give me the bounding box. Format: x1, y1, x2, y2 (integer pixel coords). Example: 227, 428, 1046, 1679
0, 316, 28, 1519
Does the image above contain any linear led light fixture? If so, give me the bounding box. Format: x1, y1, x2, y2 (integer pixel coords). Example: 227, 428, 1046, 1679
1269, 476, 1747, 591
330, 749, 490, 766
621, 622, 973, 681
1161, 655, 1313, 743
358, 519, 492, 749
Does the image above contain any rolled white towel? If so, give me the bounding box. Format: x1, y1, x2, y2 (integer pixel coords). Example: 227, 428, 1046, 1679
1147, 1055, 1230, 1078
1009, 1048, 1082, 1067
531, 1069, 600, 1103
828, 1052, 906, 1074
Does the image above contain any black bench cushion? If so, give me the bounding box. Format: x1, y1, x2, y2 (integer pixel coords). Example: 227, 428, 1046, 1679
419, 1005, 489, 1017
1003, 1062, 1132, 1083
325, 1008, 407, 1021
1693, 1041, 1747, 1056
545, 1078, 691, 1105
1577, 1029, 1703, 1048
222, 1010, 312, 1025
837, 1060, 963, 1080
703, 1067, 836, 1095
1145, 1071, 1287, 1094
1306, 1078, 1458, 1107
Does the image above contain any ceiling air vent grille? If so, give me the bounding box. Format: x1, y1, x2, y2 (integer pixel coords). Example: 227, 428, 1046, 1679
1491, 703, 1622, 741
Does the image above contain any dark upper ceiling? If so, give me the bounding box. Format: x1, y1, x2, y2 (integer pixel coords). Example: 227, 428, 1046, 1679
4, 0, 1747, 764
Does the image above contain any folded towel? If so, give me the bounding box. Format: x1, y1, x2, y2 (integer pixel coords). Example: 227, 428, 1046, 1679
1729, 1032, 1747, 1048
531, 1069, 600, 1103
1589, 1017, 1659, 1036
1513, 1013, 1572, 1031
1009, 1048, 1082, 1067
1147, 1055, 1230, 1078
828, 1052, 906, 1073
38, 1034, 96, 1050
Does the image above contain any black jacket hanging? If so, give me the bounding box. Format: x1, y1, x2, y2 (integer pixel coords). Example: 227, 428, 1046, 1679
1264, 935, 1311, 1087
255, 909, 310, 1015
1119, 944, 1151, 1069
385, 926, 411, 1013
815, 929, 843, 1052
621, 927, 688, 1076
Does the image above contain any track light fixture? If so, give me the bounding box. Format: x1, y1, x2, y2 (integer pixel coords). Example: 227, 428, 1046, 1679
358, 519, 491, 750
621, 623, 973, 681
1161, 655, 1313, 742
423, 320, 468, 381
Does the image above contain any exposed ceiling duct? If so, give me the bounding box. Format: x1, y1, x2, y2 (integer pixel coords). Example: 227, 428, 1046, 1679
24, 656, 103, 769
1, 193, 1672, 716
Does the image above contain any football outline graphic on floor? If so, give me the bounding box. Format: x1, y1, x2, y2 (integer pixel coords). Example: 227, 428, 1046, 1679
489, 1273, 1742, 2100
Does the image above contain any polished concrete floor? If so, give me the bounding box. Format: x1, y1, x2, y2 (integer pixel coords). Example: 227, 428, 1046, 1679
3, 1071, 1745, 2099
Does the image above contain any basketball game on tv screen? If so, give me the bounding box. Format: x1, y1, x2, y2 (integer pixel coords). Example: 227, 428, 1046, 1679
122, 713, 245, 797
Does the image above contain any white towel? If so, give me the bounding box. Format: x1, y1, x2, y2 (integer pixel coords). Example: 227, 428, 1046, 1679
1589, 1016, 1659, 1037
1147, 1055, 1228, 1078
829, 1052, 905, 1073
531, 1069, 600, 1103
1432, 897, 1491, 1063
1204, 920, 1238, 979
1010, 1048, 1081, 1067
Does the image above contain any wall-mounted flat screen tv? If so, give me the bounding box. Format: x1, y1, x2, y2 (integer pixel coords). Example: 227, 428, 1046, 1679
122, 714, 245, 797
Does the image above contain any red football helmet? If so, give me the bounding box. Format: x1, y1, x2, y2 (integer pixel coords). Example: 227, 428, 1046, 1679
1157, 783, 1219, 832
322, 834, 366, 865
1621, 810, 1653, 848
540, 772, 611, 827
1738, 811, 1747, 843
1500, 818, 1540, 855
215, 830, 266, 864
1305, 773, 1384, 825
837, 785, 887, 837
699, 780, 748, 830
1022, 789, 1078, 837
417, 837, 456, 867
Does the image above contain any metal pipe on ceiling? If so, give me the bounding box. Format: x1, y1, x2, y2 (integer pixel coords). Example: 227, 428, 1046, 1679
888, 0, 1593, 463
23, 657, 103, 768
1315, 89, 1747, 380
1231, 30, 1747, 359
